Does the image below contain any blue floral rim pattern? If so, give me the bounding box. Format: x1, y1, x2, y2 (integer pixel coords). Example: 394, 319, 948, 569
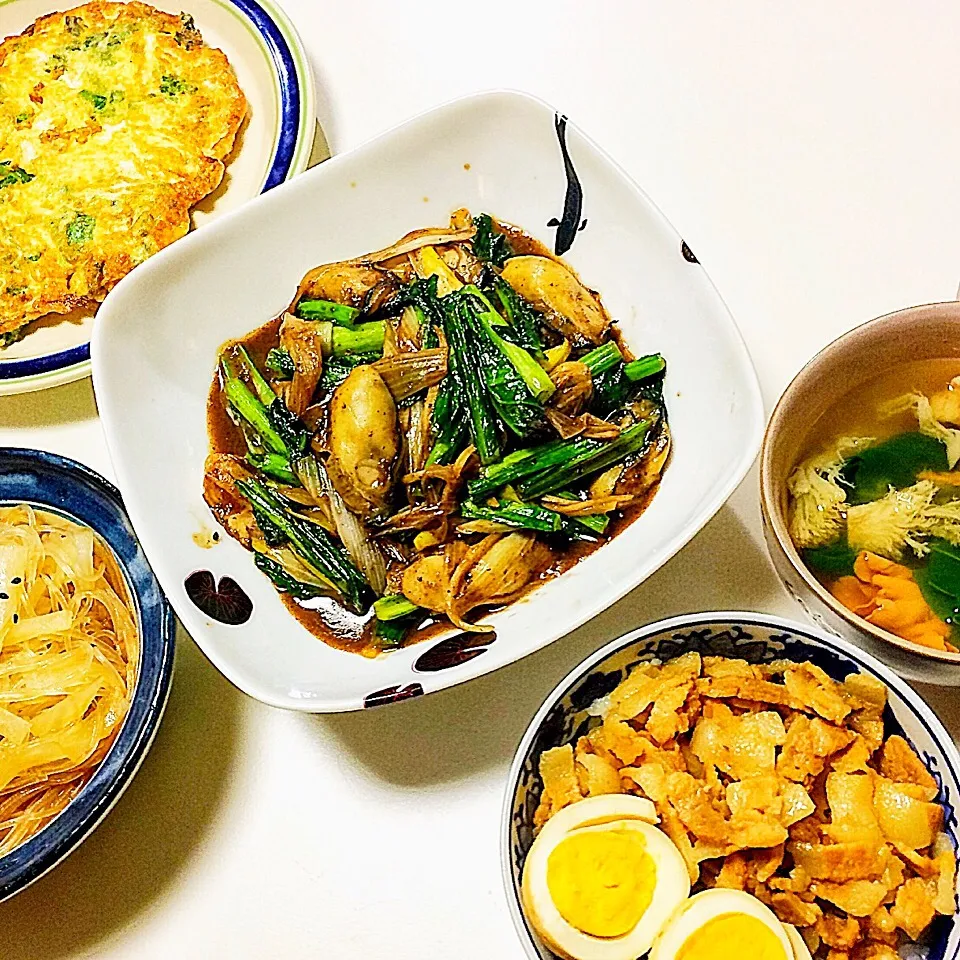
0, 449, 176, 902
0, 0, 306, 383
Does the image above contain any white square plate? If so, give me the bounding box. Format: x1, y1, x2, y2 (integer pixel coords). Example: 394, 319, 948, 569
93, 90, 764, 712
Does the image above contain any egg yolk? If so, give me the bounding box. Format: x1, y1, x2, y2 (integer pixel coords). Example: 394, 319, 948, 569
546, 826, 656, 938
676, 912, 787, 960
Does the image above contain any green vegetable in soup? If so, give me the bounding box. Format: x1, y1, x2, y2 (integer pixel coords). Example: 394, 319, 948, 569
884, 391, 960, 469
926, 540, 960, 602
802, 541, 858, 577
913, 541, 960, 624
843, 431, 948, 505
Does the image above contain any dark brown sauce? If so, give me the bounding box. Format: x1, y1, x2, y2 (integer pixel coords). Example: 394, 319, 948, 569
496, 222, 553, 258
282, 596, 457, 657
206, 315, 284, 455
205, 216, 665, 656
281, 595, 376, 656
272, 487, 661, 656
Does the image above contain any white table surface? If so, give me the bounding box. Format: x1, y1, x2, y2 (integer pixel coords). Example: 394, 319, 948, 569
3, 2, 960, 956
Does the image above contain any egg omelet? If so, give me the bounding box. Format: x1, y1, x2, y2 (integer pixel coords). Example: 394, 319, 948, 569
0, 1, 247, 341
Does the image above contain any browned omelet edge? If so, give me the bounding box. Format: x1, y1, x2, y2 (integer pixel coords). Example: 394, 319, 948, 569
0, 1, 248, 335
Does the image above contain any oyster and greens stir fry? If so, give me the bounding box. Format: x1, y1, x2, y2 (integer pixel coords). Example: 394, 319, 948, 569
205, 211, 670, 655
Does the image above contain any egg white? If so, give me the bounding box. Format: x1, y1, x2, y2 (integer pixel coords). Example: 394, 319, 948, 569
521, 796, 689, 960
650, 888, 794, 960
783, 923, 814, 960
541, 794, 659, 835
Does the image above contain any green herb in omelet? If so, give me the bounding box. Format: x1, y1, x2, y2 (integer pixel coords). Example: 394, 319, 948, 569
79, 89, 107, 110
79, 89, 124, 111
82, 30, 123, 50
0, 328, 27, 347
0, 161, 34, 189
65, 212, 95, 246
160, 74, 197, 97
25, 253, 41, 262
14, 112, 29, 124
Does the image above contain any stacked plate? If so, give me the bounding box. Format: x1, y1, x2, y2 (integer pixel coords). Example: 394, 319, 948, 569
0, 0, 316, 394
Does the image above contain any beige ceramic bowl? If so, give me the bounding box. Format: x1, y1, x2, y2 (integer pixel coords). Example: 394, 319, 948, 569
761, 301, 960, 685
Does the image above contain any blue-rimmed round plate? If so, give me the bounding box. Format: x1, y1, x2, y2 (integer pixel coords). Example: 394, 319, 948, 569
503, 612, 960, 960
0, 0, 316, 396
0, 448, 175, 902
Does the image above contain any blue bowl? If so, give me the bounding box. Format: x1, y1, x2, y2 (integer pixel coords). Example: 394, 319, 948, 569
0, 448, 175, 902
502, 613, 960, 960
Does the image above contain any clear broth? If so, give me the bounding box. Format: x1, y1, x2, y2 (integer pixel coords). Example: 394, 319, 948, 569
794, 357, 960, 646
803, 358, 960, 454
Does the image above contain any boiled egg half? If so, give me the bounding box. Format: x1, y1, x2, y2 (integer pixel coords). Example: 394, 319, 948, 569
521, 795, 691, 960
650, 888, 794, 960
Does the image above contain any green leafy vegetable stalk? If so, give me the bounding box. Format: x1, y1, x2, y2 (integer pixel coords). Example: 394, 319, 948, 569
472, 213, 512, 267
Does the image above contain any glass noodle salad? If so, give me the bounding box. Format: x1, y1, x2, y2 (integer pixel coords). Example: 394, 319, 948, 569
0, 505, 138, 857
205, 210, 670, 656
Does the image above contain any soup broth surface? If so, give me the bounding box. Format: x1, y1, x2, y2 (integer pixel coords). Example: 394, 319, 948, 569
790, 358, 960, 653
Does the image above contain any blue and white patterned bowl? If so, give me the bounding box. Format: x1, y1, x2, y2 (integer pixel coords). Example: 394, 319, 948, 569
0, 449, 175, 902
501, 612, 960, 960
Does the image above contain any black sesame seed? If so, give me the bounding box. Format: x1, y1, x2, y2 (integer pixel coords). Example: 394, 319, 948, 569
0, 592, 8, 600
12, 614, 18, 623
11, 577, 21, 584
